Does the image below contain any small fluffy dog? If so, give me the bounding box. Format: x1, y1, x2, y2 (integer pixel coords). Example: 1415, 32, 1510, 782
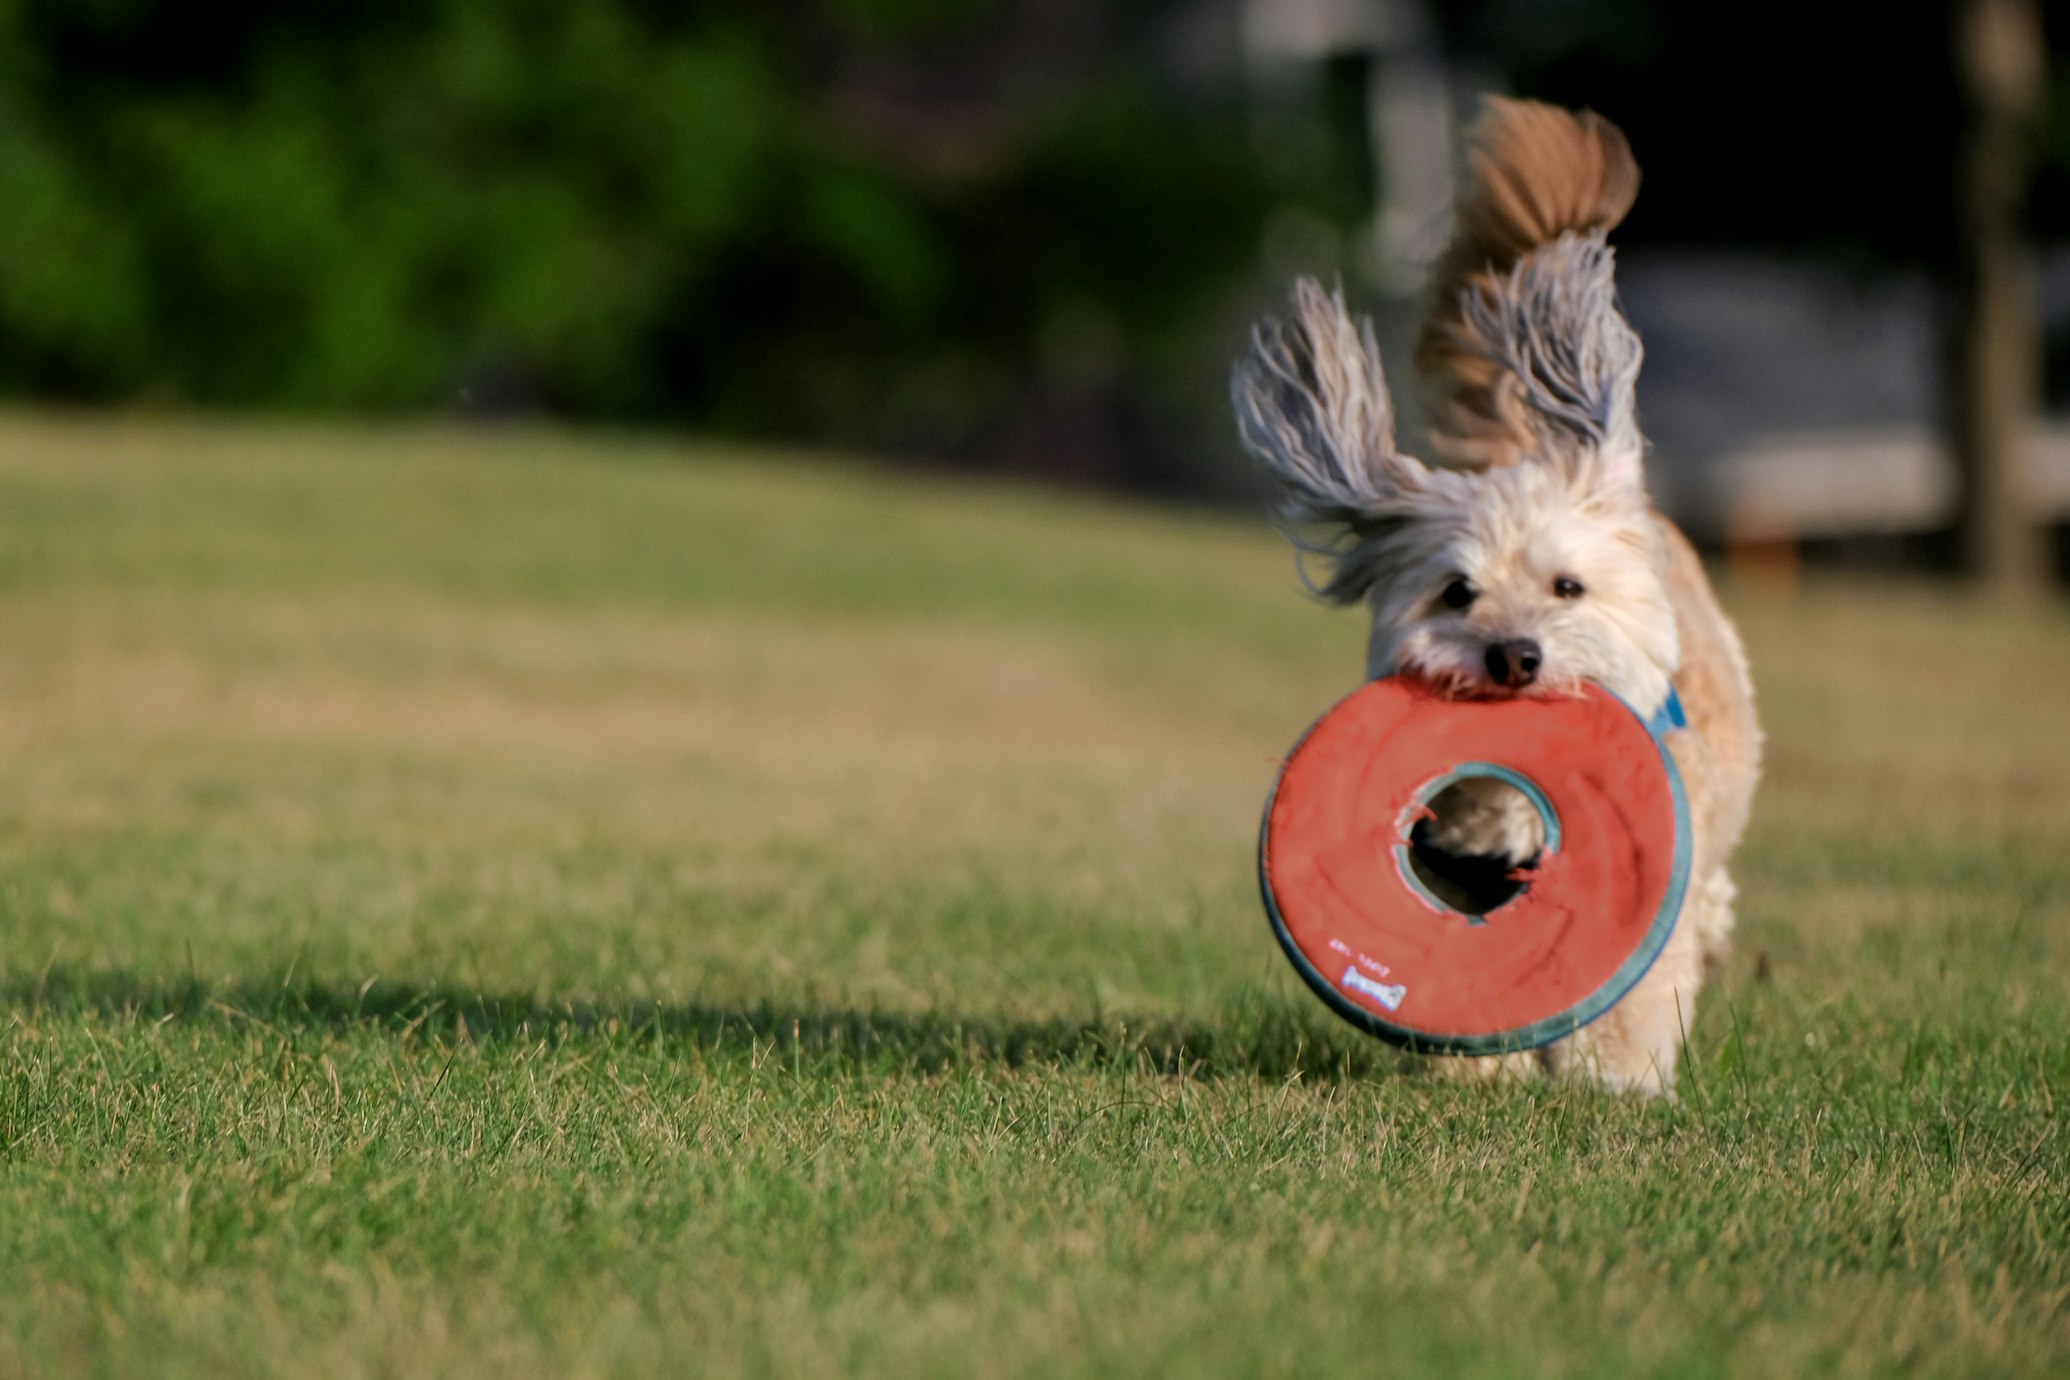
1232, 98, 1761, 1095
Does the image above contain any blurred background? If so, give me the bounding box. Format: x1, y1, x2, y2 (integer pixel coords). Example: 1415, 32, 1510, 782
1, 0, 2068, 584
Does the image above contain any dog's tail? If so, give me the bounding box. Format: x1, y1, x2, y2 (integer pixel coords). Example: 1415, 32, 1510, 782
1415, 98, 1641, 471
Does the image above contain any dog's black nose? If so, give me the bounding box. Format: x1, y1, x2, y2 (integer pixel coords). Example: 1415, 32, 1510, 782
1485, 638, 1542, 688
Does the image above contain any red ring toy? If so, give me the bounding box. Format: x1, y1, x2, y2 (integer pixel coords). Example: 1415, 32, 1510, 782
1260, 676, 1690, 1054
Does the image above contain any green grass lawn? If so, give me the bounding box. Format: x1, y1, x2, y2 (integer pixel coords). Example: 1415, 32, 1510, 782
0, 411, 2064, 1378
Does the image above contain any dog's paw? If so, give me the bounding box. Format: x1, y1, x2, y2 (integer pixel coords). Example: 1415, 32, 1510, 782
1416, 776, 1546, 860
1429, 1051, 1546, 1085
1407, 775, 1545, 913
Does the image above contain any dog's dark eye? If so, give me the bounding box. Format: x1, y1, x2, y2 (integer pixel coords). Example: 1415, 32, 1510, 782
1440, 577, 1478, 611
1553, 575, 1585, 600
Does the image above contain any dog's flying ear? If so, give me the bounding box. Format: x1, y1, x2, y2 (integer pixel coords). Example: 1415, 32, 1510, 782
1456, 234, 1645, 497
1231, 279, 1433, 603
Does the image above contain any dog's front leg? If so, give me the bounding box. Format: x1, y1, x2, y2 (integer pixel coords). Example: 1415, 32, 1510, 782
1542, 873, 1726, 1096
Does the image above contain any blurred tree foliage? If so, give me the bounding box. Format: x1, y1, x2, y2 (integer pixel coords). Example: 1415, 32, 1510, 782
0, 0, 1354, 481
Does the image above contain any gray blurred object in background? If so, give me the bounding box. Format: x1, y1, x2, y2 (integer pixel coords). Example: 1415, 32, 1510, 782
1239, 0, 1455, 449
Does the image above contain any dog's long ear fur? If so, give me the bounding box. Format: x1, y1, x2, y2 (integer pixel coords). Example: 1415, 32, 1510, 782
1231, 279, 1433, 604
1417, 97, 1645, 487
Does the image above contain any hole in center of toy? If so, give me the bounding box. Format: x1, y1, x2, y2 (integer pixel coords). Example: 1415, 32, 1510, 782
1404, 771, 1551, 917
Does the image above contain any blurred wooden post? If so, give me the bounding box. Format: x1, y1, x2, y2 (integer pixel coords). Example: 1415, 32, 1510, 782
1951, 0, 2051, 593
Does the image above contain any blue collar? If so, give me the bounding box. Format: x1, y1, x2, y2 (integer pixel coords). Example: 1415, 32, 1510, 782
1647, 685, 1687, 738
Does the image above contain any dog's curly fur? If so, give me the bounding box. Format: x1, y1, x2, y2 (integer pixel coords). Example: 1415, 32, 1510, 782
1232, 98, 1762, 1096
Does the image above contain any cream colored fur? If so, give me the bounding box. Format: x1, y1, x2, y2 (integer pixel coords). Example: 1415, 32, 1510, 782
1231, 98, 1762, 1096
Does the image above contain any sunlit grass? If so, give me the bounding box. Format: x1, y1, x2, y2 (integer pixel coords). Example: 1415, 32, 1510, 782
0, 412, 2064, 1377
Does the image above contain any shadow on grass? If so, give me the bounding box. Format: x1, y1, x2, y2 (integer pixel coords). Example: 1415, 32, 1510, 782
1, 964, 1402, 1085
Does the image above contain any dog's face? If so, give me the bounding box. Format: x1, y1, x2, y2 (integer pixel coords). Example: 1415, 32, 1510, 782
1230, 278, 1677, 719
1361, 459, 1679, 713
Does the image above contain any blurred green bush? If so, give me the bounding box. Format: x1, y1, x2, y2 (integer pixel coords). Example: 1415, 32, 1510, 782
0, 0, 1358, 475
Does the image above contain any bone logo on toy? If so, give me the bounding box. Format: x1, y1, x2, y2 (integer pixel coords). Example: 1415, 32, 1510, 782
1340, 967, 1408, 1011
1259, 676, 1691, 1054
